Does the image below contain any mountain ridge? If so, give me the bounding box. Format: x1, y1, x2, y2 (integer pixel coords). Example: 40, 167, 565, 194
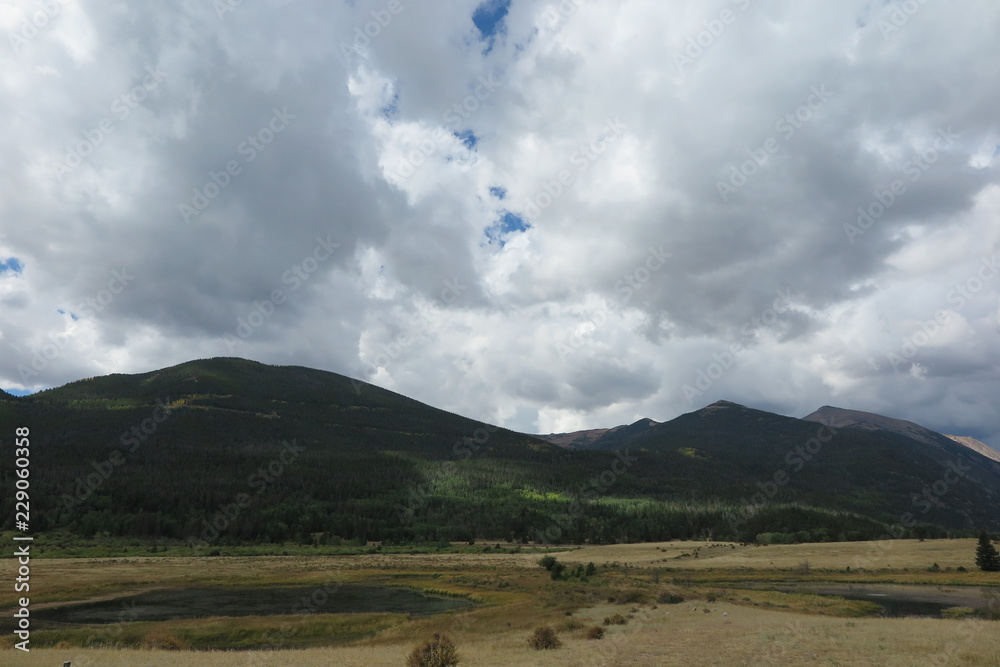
4, 357, 999, 546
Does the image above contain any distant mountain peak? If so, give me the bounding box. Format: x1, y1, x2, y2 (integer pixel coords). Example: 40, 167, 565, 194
706, 400, 745, 409
945, 434, 1000, 464
802, 405, 943, 445
538, 416, 660, 450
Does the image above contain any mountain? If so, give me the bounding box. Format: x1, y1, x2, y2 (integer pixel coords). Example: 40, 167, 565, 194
802, 405, 951, 447
944, 435, 1000, 464
2, 359, 999, 548
803, 405, 1000, 463
538, 400, 1000, 535
538, 418, 659, 450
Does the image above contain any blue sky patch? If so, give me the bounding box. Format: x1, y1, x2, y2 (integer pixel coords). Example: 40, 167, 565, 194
455, 129, 479, 150
485, 210, 530, 246
4, 388, 34, 397
473, 0, 511, 48
380, 90, 400, 119
57, 308, 80, 321
0, 257, 24, 275
490, 186, 507, 199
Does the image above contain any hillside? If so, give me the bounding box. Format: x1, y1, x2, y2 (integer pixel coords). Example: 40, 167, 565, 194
945, 435, 1000, 464
2, 359, 999, 549
802, 405, 951, 447
538, 418, 659, 450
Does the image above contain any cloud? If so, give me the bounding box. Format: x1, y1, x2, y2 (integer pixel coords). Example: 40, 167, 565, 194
0, 0, 998, 451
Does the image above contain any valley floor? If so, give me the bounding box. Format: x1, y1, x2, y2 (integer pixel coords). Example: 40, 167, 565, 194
3, 539, 999, 666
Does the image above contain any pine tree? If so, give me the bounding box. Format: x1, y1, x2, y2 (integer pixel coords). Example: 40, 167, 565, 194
974, 531, 1000, 572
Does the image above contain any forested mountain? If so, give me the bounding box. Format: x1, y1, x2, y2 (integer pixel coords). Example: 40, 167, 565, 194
2, 358, 998, 548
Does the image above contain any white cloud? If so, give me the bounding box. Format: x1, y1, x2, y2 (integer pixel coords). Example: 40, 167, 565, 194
1, 0, 998, 449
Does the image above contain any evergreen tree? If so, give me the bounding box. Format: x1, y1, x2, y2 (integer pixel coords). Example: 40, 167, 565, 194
975, 531, 1000, 572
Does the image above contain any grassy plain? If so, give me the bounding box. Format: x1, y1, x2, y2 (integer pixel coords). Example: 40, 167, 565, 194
3, 539, 999, 666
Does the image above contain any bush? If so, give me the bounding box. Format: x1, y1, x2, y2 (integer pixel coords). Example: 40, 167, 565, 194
559, 619, 584, 631
618, 589, 645, 604
941, 607, 976, 619
538, 555, 557, 571
706, 593, 717, 603
657, 592, 685, 605
603, 613, 628, 626
139, 630, 190, 650
527, 626, 561, 650
406, 633, 460, 667
550, 562, 566, 580
587, 626, 605, 640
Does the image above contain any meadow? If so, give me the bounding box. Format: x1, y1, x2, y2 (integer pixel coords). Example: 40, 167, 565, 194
3, 539, 998, 666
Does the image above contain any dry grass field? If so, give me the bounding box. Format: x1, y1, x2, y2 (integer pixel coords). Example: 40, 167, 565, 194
3, 539, 999, 666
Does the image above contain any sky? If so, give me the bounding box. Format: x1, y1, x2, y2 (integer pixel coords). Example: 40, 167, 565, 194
1, 0, 999, 449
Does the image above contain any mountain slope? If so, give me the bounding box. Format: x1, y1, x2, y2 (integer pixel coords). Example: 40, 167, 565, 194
548, 400, 1000, 534
802, 405, 949, 447
538, 418, 659, 450
945, 435, 1000, 464
803, 405, 1000, 464
2, 359, 998, 547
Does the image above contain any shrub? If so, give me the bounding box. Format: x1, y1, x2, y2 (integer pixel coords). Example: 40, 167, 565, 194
538, 555, 557, 571
706, 593, 717, 603
550, 562, 566, 580
560, 619, 584, 631
941, 607, 976, 620
407, 634, 460, 667
139, 630, 190, 650
619, 589, 645, 604
587, 626, 605, 640
603, 613, 628, 626
527, 626, 561, 650
585, 561, 597, 577
657, 592, 685, 604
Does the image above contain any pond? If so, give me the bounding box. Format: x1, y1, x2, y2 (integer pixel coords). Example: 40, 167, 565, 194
739, 581, 1000, 618
34, 584, 475, 625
